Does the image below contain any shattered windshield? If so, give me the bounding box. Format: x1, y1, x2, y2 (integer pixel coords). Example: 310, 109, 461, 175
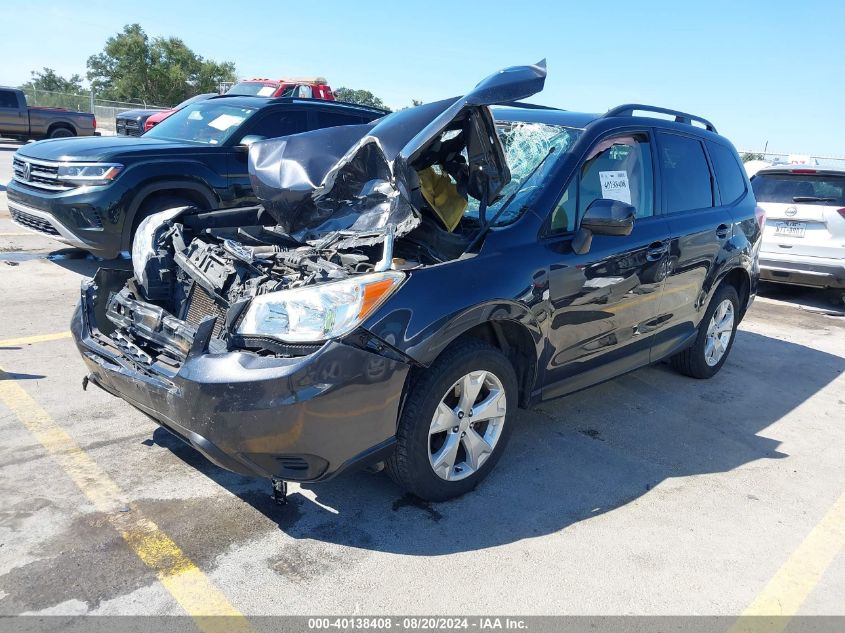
465, 122, 580, 225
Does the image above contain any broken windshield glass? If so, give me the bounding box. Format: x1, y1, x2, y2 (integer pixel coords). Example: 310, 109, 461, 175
464, 122, 580, 226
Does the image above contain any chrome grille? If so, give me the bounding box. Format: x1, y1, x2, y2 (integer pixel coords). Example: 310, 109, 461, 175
12, 157, 73, 191
184, 284, 226, 337
10, 208, 60, 236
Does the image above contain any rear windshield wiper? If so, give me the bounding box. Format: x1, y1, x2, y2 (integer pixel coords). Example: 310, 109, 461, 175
793, 196, 837, 202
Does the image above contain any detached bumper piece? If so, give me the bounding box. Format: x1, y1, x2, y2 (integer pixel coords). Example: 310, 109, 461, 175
73, 268, 409, 482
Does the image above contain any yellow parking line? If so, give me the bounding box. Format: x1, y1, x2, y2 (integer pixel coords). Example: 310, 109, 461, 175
0, 367, 253, 631
728, 491, 845, 633
0, 331, 72, 347
0, 232, 33, 237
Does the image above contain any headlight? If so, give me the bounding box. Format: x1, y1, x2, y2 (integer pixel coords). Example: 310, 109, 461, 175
237, 271, 405, 343
131, 206, 190, 286
57, 163, 123, 186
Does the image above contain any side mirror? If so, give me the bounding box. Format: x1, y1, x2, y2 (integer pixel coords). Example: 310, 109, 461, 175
572, 198, 636, 254
235, 134, 266, 152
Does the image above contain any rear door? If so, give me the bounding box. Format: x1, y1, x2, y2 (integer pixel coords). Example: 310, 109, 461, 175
0, 89, 27, 136
751, 170, 845, 259
649, 131, 735, 359
542, 130, 672, 398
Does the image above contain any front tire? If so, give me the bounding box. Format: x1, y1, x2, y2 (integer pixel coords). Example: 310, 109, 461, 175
386, 338, 518, 501
671, 284, 740, 379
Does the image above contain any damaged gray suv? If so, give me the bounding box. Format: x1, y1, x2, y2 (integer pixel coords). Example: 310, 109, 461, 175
73, 61, 761, 501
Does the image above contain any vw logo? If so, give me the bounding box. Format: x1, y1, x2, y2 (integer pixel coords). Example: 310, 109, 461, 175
22, 161, 31, 182
785, 206, 797, 217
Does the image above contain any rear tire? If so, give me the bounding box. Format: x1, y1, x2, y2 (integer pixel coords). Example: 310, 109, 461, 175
671, 284, 740, 379
386, 338, 517, 502
48, 126, 74, 139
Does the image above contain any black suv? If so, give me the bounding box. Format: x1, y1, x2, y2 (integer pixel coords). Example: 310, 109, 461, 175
7, 95, 387, 258
73, 62, 761, 502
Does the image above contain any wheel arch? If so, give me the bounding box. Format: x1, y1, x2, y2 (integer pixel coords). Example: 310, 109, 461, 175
120, 180, 217, 250
394, 306, 542, 411
717, 266, 752, 318
46, 122, 75, 137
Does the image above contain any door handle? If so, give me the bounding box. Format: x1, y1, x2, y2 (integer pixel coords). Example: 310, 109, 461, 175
716, 223, 731, 239
646, 241, 669, 261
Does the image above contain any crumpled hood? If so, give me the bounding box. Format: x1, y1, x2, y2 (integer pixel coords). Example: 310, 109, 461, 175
248, 60, 547, 241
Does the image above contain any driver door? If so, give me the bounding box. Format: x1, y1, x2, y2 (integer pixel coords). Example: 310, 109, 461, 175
541, 130, 672, 399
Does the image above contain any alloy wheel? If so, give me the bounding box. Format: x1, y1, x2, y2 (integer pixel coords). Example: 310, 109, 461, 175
428, 370, 507, 481
704, 299, 735, 367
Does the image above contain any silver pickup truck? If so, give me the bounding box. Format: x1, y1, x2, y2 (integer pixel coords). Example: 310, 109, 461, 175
0, 86, 97, 140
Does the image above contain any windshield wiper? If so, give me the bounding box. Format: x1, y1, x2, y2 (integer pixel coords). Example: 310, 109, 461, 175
793, 196, 837, 202
465, 145, 556, 254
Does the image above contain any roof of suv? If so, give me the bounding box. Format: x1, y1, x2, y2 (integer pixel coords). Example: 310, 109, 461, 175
205, 94, 389, 115
492, 102, 723, 141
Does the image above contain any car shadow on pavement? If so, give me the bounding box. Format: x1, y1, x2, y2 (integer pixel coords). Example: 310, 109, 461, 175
758, 282, 844, 314
42, 250, 131, 276
150, 328, 845, 555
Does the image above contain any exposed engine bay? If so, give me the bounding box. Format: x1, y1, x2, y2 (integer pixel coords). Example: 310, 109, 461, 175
102, 61, 552, 365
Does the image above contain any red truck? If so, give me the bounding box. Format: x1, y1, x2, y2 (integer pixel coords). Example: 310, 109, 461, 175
226, 77, 335, 100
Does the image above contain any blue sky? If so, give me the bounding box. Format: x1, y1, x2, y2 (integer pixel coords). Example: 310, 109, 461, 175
1, 0, 842, 155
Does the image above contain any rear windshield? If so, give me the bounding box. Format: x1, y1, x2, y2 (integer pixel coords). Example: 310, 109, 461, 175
751, 173, 845, 206
227, 81, 279, 97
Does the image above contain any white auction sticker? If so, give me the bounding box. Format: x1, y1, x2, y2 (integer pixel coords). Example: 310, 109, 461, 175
208, 114, 246, 131
257, 86, 276, 96
599, 171, 631, 204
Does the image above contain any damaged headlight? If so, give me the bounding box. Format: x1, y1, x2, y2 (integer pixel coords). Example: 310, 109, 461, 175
131, 206, 190, 287
237, 271, 405, 343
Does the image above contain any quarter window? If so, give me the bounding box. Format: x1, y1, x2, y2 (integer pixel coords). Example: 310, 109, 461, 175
707, 141, 746, 204
658, 132, 714, 212
550, 133, 654, 234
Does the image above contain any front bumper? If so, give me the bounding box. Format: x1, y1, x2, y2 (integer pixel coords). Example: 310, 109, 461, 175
759, 252, 845, 289
72, 269, 409, 481
7, 180, 127, 258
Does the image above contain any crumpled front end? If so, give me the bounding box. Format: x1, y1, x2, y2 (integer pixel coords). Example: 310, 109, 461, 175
73, 265, 410, 481
248, 60, 548, 243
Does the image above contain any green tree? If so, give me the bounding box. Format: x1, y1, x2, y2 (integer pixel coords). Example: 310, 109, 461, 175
741, 152, 765, 163
20, 68, 84, 94
86, 24, 236, 106
334, 87, 389, 110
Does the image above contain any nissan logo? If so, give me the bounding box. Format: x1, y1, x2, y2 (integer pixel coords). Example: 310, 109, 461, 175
785, 206, 797, 217
22, 161, 31, 182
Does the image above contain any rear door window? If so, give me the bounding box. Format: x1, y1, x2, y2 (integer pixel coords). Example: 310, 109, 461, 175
243, 110, 308, 139
312, 110, 368, 129
657, 132, 714, 212
706, 141, 747, 204
751, 173, 845, 206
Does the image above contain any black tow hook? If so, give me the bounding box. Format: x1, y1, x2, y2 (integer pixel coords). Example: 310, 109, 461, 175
271, 478, 288, 506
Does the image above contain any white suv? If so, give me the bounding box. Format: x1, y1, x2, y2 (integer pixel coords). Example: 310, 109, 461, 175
752, 165, 845, 301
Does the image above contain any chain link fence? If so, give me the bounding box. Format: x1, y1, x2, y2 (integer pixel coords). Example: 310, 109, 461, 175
21, 88, 168, 135
739, 150, 845, 169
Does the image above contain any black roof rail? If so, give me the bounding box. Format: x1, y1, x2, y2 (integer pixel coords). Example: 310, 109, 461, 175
603, 103, 717, 133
